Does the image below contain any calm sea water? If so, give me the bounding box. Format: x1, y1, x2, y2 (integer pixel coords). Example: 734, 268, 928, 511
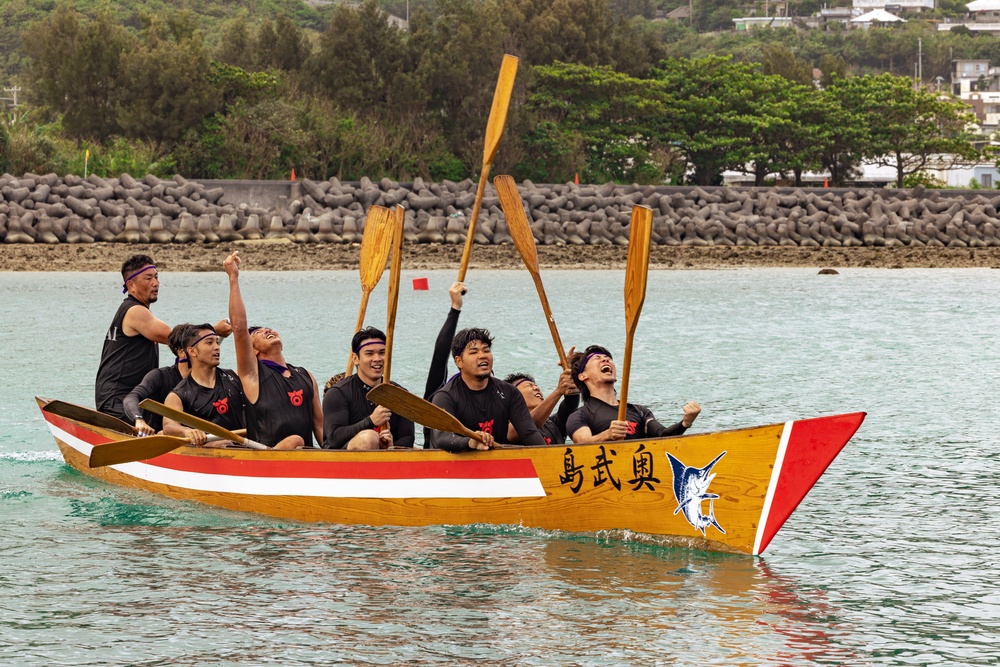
1, 267, 998, 666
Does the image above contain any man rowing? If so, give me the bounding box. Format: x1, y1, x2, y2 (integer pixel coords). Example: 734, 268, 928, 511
225, 251, 323, 449
124, 324, 194, 435
503, 360, 579, 445
95, 254, 230, 420
162, 324, 245, 446
428, 328, 544, 451
322, 327, 415, 449
566, 345, 701, 444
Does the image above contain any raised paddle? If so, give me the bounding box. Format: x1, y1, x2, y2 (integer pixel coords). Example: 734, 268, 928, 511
618, 204, 653, 422
347, 205, 395, 375
494, 174, 570, 371
41, 399, 137, 435
457, 54, 519, 283
366, 383, 483, 444
139, 399, 269, 449
382, 205, 405, 385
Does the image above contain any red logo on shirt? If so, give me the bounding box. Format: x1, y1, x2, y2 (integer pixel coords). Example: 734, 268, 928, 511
288, 389, 304, 407
214, 397, 230, 414
626, 420, 637, 435
478, 419, 494, 434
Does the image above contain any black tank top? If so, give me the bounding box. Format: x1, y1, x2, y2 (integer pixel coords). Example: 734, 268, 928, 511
172, 368, 246, 432
246, 361, 316, 447
95, 296, 159, 415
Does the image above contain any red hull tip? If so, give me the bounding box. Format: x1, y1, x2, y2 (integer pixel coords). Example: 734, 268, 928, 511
755, 412, 865, 554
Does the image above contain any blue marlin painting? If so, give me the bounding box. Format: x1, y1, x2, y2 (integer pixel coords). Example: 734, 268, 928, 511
666, 451, 727, 536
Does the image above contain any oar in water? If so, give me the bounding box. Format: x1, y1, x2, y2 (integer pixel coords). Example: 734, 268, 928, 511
347, 205, 395, 376
382, 205, 405, 385
618, 205, 653, 422
41, 399, 137, 435
139, 399, 268, 449
457, 54, 519, 283
366, 383, 484, 445
494, 174, 569, 370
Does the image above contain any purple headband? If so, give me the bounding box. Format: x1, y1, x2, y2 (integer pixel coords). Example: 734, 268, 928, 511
511, 378, 531, 387
354, 339, 385, 354
580, 352, 610, 374
122, 265, 156, 294
174, 357, 190, 367
187, 331, 219, 348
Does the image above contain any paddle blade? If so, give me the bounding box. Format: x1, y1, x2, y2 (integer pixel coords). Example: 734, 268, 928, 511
139, 399, 243, 444
359, 205, 395, 290
624, 205, 653, 333
42, 399, 137, 435
494, 175, 539, 274
89, 435, 189, 468
366, 384, 480, 441
482, 54, 519, 166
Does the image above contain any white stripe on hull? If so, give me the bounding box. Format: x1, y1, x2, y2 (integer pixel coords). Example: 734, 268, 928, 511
752, 420, 792, 555
49, 423, 546, 499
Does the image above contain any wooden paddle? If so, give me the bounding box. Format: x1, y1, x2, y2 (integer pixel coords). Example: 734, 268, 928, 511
366, 383, 483, 443
139, 399, 269, 449
618, 205, 653, 422
89, 430, 251, 468
89, 435, 190, 468
41, 399, 137, 435
457, 54, 519, 283
494, 174, 570, 370
347, 205, 395, 375
382, 205, 405, 385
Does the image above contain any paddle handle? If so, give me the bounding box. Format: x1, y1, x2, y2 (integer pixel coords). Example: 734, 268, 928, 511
617, 329, 637, 422
458, 168, 490, 282
383, 206, 405, 385
529, 272, 570, 371
347, 289, 372, 376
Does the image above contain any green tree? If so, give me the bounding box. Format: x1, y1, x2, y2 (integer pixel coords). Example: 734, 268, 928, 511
22, 6, 135, 140
116, 16, 220, 144
830, 73, 978, 187
528, 61, 670, 182
653, 56, 761, 185
217, 15, 255, 70
762, 44, 813, 86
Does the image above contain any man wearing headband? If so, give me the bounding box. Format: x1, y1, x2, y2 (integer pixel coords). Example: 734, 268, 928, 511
95, 254, 231, 420
162, 324, 246, 445
565, 345, 701, 444
225, 251, 323, 449
322, 327, 415, 450
503, 359, 579, 445
427, 328, 544, 451
123, 324, 195, 435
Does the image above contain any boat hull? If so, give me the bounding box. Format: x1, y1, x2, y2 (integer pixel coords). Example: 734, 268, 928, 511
38, 398, 864, 555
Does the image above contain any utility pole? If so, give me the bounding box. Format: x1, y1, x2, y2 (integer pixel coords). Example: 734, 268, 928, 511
1, 86, 19, 109
918, 37, 923, 86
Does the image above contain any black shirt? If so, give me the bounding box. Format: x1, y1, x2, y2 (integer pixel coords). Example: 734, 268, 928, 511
95, 295, 159, 419
246, 361, 318, 448
322, 374, 415, 449
122, 364, 183, 431
171, 368, 246, 432
429, 376, 544, 451
539, 394, 580, 445
566, 396, 687, 441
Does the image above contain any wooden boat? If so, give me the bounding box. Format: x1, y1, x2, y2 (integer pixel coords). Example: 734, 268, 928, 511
37, 397, 864, 555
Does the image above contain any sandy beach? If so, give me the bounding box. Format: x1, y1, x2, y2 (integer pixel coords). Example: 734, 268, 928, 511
3, 242, 1000, 272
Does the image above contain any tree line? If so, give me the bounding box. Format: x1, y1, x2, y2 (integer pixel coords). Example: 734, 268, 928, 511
0, 1, 983, 187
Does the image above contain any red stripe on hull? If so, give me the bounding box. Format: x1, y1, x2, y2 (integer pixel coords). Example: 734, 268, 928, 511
757, 412, 865, 553
42, 411, 113, 446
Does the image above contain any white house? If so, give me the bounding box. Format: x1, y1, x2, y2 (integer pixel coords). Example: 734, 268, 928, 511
853, 0, 934, 12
